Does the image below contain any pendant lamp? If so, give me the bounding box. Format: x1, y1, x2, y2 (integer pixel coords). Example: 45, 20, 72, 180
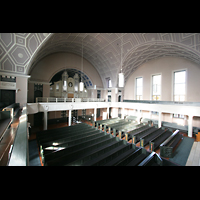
79, 38, 84, 92
118, 33, 124, 88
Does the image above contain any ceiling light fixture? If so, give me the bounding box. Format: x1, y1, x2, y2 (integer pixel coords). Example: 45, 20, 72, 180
79, 37, 84, 92
118, 33, 124, 88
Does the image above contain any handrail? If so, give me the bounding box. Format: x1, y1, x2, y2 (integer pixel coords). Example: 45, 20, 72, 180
8, 106, 28, 166
36, 97, 105, 103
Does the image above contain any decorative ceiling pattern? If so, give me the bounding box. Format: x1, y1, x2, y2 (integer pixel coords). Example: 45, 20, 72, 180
1, 33, 200, 88
0, 33, 50, 74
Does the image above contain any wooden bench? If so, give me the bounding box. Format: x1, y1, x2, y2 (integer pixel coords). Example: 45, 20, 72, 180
132, 126, 157, 144
93, 117, 119, 128
118, 148, 150, 166
37, 124, 93, 145
81, 141, 131, 166
45, 136, 119, 166
104, 144, 139, 166
138, 152, 163, 166
2, 103, 20, 120
125, 124, 150, 141
36, 123, 180, 166
0, 111, 12, 141
159, 130, 183, 158
42, 130, 106, 158
140, 127, 166, 147
149, 129, 172, 151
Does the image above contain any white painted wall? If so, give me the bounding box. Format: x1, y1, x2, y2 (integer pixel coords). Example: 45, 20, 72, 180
29, 52, 103, 88
16, 77, 28, 107
124, 57, 200, 102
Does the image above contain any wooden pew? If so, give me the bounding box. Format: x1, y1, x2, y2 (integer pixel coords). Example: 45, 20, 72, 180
45, 135, 119, 166
159, 130, 183, 158
93, 117, 119, 128
125, 124, 150, 142
42, 130, 105, 157
149, 129, 172, 151
118, 147, 150, 166
41, 129, 101, 149
0, 111, 12, 141
104, 144, 139, 166
132, 126, 157, 144
138, 152, 163, 166
140, 127, 166, 147
37, 124, 94, 146
81, 140, 131, 166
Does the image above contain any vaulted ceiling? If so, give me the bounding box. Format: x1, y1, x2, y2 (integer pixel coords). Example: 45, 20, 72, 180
1, 33, 200, 88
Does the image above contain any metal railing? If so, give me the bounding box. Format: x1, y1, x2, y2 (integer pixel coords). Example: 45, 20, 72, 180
36, 97, 105, 103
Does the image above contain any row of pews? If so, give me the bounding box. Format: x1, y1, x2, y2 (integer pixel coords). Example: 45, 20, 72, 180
37, 117, 182, 166
94, 117, 183, 158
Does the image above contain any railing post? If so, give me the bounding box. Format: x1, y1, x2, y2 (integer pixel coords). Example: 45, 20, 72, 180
56, 98, 57, 103
47, 98, 48, 102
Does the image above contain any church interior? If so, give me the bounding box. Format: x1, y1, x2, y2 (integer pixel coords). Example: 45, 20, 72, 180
1, 33, 200, 166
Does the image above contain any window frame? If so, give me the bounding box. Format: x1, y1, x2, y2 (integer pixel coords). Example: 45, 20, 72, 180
173, 69, 187, 102
152, 74, 161, 101
135, 77, 143, 100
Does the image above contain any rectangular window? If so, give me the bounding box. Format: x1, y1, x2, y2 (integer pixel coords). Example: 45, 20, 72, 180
152, 74, 161, 101
108, 79, 112, 88
56, 83, 59, 91
174, 70, 186, 101
136, 77, 143, 100
173, 114, 185, 119
97, 90, 101, 98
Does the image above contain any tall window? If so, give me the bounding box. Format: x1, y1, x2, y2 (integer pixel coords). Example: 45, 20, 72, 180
152, 74, 161, 100
136, 77, 143, 100
108, 79, 112, 88
174, 70, 186, 101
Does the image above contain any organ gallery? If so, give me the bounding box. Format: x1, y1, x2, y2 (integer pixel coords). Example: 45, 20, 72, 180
50, 71, 88, 98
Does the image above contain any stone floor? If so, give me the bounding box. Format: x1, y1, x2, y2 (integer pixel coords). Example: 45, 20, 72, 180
186, 142, 200, 166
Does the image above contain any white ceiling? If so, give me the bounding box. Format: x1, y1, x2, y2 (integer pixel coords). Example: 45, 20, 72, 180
1, 33, 200, 88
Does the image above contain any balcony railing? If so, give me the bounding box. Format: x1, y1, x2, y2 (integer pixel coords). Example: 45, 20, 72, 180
36, 97, 105, 103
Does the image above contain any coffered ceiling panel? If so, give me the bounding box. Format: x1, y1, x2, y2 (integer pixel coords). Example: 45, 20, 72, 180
1, 33, 200, 88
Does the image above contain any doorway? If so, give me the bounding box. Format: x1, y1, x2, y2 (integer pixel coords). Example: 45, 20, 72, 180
0, 90, 15, 105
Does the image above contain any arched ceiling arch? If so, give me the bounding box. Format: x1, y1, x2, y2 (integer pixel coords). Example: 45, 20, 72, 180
1, 33, 200, 88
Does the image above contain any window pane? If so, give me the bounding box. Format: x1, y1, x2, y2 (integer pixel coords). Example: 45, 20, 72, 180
174, 83, 185, 95
152, 75, 161, 96
136, 77, 143, 98
179, 95, 185, 101
157, 96, 161, 100
174, 95, 179, 101
174, 71, 186, 84
108, 79, 112, 88
137, 87, 142, 95
136, 78, 143, 87
153, 75, 161, 84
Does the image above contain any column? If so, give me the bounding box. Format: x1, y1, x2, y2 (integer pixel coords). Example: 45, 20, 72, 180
94, 108, 97, 121
43, 111, 48, 130
68, 109, 72, 126
121, 107, 125, 119
107, 107, 109, 119
188, 115, 193, 138
158, 111, 162, 128
137, 109, 141, 124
